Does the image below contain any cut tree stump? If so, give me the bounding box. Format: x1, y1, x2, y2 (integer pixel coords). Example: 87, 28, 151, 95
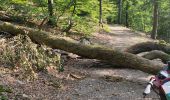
0, 21, 164, 74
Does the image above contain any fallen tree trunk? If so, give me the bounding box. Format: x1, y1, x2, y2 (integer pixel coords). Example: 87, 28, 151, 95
126, 42, 170, 54
0, 21, 164, 74
0, 11, 37, 27
142, 50, 170, 63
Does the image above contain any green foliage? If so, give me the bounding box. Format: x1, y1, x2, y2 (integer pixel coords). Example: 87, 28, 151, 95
120, 0, 153, 32
158, 40, 168, 46
0, 85, 12, 100
1, 0, 170, 42
118, 0, 170, 42
0, 85, 12, 93
103, 24, 111, 33
0, 0, 117, 35
58, 59, 64, 72
72, 16, 98, 35
158, 0, 170, 42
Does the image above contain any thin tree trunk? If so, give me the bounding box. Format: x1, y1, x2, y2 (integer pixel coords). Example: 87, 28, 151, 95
151, 0, 158, 39
47, 0, 54, 25
99, 0, 103, 27
125, 1, 129, 27
118, 0, 122, 24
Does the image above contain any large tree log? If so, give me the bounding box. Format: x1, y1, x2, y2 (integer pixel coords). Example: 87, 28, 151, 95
142, 50, 170, 63
0, 21, 164, 74
126, 42, 170, 54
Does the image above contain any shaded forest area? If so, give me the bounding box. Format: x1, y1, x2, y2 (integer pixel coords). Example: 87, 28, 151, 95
0, 0, 170, 100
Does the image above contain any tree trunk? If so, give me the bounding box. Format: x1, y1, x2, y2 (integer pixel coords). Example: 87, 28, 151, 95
99, 0, 103, 27
125, 1, 129, 27
142, 50, 170, 63
0, 21, 164, 74
126, 42, 170, 54
151, 0, 158, 39
47, 0, 54, 25
118, 0, 122, 24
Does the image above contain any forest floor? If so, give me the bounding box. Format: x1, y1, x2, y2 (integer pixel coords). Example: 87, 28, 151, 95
0, 25, 160, 100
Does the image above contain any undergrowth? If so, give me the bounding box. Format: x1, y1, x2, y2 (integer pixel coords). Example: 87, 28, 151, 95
0, 85, 12, 100
0, 34, 60, 80
98, 24, 111, 34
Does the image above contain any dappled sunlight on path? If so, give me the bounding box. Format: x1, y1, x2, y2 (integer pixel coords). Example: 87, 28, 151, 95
91, 25, 152, 51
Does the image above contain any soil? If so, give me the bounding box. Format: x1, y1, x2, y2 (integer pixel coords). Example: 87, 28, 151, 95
0, 25, 160, 100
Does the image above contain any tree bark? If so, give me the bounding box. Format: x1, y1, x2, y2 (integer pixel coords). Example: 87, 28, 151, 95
151, 0, 158, 39
142, 50, 170, 63
47, 0, 54, 25
99, 0, 103, 27
0, 21, 164, 74
126, 42, 170, 54
125, 1, 129, 27
118, 0, 122, 24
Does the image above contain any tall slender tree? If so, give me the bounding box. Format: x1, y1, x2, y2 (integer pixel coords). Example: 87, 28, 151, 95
99, 0, 103, 27
125, 0, 129, 27
151, 0, 159, 39
47, 0, 54, 25
118, 0, 122, 24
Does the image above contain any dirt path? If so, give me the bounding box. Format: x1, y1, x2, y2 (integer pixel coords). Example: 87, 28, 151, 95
91, 25, 152, 51
55, 25, 159, 100
56, 59, 159, 100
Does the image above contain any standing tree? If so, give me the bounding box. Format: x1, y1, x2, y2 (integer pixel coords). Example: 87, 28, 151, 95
99, 0, 103, 27
47, 0, 54, 25
125, 0, 129, 27
118, 0, 122, 24
151, 0, 159, 39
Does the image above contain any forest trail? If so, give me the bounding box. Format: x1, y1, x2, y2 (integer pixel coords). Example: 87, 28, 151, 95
91, 25, 152, 51
55, 25, 158, 100
0, 25, 159, 100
